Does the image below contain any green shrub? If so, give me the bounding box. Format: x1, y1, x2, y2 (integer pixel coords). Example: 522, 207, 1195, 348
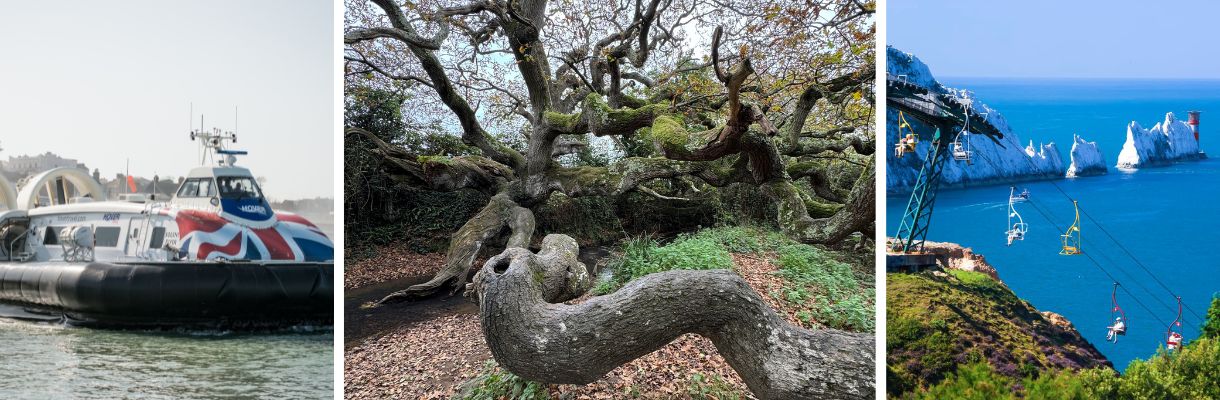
914, 338, 1220, 399
775, 243, 874, 331
1024, 367, 1117, 400
596, 226, 786, 294
605, 234, 733, 289
917, 363, 1014, 400
345, 87, 487, 254
536, 193, 623, 246
887, 315, 924, 351
947, 269, 1005, 295
457, 362, 551, 400
687, 373, 745, 400
1201, 294, 1220, 340
596, 227, 872, 333
591, 278, 619, 296
684, 225, 787, 254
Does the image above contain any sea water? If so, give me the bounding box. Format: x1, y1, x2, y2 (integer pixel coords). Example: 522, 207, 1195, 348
887, 78, 1220, 372
0, 318, 333, 398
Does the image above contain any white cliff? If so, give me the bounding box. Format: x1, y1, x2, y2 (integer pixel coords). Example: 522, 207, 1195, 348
1115, 112, 1204, 168
887, 47, 1065, 192
1066, 135, 1107, 177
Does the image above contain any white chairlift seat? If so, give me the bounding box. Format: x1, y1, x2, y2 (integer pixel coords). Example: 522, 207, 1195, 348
1006, 222, 1027, 246
951, 141, 972, 163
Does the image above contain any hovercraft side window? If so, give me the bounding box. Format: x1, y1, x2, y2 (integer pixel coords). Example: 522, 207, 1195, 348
149, 227, 166, 249
43, 226, 62, 245
175, 178, 218, 198
177, 180, 199, 198
198, 179, 216, 198
94, 227, 120, 247
216, 176, 264, 200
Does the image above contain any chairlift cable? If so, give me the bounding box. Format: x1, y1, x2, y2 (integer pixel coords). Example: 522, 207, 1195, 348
1022, 194, 1171, 328
992, 139, 1207, 326
977, 150, 1178, 316
971, 150, 1172, 328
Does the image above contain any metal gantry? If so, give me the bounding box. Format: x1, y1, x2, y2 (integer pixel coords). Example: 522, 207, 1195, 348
887, 75, 1005, 254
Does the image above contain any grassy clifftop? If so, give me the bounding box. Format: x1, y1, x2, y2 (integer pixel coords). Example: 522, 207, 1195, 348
887, 263, 1112, 396
913, 302, 1220, 399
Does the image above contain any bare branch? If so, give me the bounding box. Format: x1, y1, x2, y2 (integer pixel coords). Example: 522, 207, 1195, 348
344, 26, 444, 50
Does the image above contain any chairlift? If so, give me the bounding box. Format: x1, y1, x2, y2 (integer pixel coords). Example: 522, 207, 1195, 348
951, 141, 972, 163
1010, 187, 1030, 203
951, 104, 973, 164
1107, 282, 1127, 344
1167, 296, 1185, 351
895, 111, 919, 158
1060, 200, 1082, 255
1005, 187, 1028, 246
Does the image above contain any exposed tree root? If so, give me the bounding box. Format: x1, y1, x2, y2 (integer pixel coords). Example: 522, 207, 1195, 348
467, 235, 875, 400
376, 194, 534, 304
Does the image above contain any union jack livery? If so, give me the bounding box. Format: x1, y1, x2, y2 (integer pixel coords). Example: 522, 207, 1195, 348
165, 208, 333, 262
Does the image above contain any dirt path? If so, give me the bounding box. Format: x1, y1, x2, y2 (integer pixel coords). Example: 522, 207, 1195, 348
344, 275, 478, 349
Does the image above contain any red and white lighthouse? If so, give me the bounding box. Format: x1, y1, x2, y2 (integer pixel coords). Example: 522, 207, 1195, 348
1188, 110, 1201, 145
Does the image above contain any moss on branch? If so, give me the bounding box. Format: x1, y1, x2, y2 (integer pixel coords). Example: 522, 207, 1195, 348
547, 93, 671, 138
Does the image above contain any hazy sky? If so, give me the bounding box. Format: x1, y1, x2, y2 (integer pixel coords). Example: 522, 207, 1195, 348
0, 1, 333, 200
889, 0, 1220, 79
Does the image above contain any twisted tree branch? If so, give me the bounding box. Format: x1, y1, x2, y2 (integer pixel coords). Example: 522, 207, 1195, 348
468, 235, 875, 399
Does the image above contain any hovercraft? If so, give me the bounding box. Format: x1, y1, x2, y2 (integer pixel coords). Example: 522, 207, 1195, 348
0, 128, 333, 328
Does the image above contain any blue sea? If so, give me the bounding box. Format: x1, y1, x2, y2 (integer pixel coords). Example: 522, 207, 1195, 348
887, 78, 1220, 371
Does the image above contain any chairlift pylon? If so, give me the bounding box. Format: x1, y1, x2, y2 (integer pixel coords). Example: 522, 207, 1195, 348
1060, 200, 1082, 255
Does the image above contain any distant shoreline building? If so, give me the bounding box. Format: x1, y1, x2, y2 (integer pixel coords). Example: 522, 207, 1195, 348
0, 152, 180, 200
1, 152, 87, 176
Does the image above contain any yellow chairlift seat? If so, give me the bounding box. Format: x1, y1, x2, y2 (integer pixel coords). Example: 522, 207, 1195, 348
1060, 200, 1082, 255
895, 111, 919, 158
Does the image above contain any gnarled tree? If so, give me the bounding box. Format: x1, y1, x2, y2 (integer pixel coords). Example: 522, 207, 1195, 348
346, 0, 875, 300
345, 0, 874, 396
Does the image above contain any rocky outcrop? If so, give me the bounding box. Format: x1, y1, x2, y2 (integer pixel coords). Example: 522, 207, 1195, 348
1067, 135, 1108, 177
1041, 311, 1077, 332
918, 240, 1001, 282
1116, 112, 1205, 168
887, 47, 1065, 193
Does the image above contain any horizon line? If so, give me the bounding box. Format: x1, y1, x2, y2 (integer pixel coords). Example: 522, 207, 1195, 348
938, 75, 1220, 81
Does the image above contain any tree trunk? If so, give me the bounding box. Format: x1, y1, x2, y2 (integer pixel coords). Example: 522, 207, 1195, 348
468, 235, 875, 400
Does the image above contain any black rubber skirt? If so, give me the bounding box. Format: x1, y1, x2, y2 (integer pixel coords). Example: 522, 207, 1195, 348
0, 261, 332, 329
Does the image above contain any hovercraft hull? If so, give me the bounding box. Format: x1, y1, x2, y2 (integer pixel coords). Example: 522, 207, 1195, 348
0, 261, 332, 328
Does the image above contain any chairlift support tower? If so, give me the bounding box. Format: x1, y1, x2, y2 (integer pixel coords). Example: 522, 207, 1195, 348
886, 75, 1006, 258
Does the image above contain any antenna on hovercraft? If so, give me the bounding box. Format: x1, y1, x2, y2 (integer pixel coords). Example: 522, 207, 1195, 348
188, 105, 246, 167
